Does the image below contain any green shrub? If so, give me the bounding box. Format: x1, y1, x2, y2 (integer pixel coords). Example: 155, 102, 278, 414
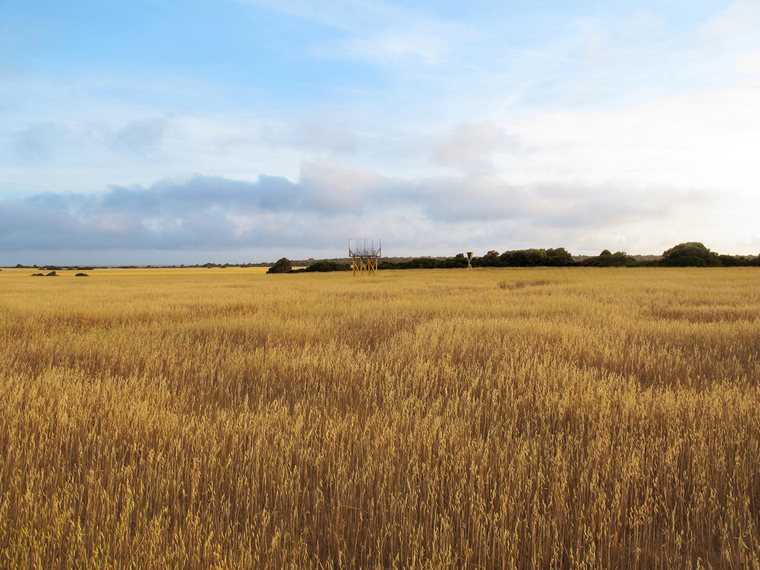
267, 258, 292, 274
661, 242, 721, 267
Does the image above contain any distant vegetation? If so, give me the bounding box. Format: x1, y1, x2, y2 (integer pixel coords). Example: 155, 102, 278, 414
5, 241, 758, 273
466, 242, 757, 268
267, 242, 759, 274
578, 249, 636, 267
660, 241, 721, 267
472, 247, 576, 267
267, 258, 351, 273
294, 260, 351, 273
267, 257, 292, 273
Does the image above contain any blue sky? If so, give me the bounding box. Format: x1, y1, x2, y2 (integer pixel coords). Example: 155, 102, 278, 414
2, 0, 759, 264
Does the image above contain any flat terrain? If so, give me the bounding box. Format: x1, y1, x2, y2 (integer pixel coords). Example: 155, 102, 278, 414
1, 267, 758, 568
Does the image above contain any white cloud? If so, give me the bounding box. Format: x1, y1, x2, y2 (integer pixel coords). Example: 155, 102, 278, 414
299, 158, 387, 211
246, 0, 473, 67
0, 158, 721, 262
733, 48, 760, 84
226, 214, 255, 239
433, 120, 522, 174
699, 0, 760, 45
318, 25, 456, 66
493, 86, 760, 195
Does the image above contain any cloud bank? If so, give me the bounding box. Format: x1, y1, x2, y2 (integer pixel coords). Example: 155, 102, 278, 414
0, 158, 713, 263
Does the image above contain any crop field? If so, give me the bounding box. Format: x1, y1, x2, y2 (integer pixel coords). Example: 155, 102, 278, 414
1, 266, 759, 569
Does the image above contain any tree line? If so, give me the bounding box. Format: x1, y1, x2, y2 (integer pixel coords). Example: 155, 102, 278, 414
268, 242, 760, 273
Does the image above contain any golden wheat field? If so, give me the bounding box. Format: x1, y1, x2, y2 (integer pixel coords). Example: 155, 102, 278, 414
0, 266, 758, 569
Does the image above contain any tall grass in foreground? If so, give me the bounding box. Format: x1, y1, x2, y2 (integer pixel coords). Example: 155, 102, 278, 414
0, 267, 758, 569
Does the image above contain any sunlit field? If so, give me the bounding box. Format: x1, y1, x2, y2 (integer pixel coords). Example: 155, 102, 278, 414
1, 266, 758, 569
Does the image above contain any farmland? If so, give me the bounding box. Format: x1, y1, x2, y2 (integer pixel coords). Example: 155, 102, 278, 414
1, 266, 759, 569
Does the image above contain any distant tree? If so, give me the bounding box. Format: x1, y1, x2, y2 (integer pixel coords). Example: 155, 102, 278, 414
525, 249, 548, 266
377, 261, 398, 270
267, 258, 292, 273
581, 250, 638, 267
445, 254, 468, 268
302, 261, 350, 272
717, 255, 760, 267
661, 242, 721, 267
546, 247, 573, 266
478, 250, 501, 267
411, 257, 439, 269
499, 249, 550, 267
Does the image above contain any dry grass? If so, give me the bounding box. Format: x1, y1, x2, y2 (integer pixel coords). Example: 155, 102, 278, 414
1, 266, 758, 569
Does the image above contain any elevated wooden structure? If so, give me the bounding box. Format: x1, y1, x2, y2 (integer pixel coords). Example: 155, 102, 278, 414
349, 239, 381, 276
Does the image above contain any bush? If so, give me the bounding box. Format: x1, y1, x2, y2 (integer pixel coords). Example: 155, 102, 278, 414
498, 249, 549, 267
302, 261, 350, 272
267, 258, 292, 274
443, 255, 469, 268
582, 251, 638, 267
546, 248, 574, 265
661, 242, 721, 267
717, 255, 760, 267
